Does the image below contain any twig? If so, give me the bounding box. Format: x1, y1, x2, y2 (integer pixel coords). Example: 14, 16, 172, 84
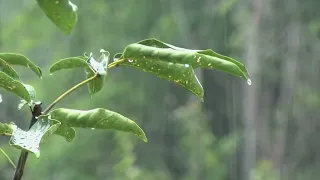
107, 59, 124, 69
42, 74, 97, 114
0, 148, 16, 169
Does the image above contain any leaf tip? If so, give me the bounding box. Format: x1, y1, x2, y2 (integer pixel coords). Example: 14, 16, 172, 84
142, 136, 148, 143
35, 151, 41, 159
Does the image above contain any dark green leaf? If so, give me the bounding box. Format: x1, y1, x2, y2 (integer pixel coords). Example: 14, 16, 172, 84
114, 53, 203, 100
119, 58, 204, 100
0, 53, 42, 78
0, 57, 19, 79
49, 57, 89, 74
196, 49, 250, 80
123, 43, 247, 80
9, 115, 60, 158
127, 38, 251, 81
37, 0, 78, 34
0, 122, 14, 136
86, 67, 104, 95
49, 108, 147, 142
0, 72, 32, 103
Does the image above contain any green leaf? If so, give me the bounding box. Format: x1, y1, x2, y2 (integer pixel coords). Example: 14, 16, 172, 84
86, 67, 104, 95
197, 49, 250, 80
37, 0, 78, 34
0, 57, 19, 79
53, 126, 76, 142
49, 57, 90, 74
9, 115, 60, 158
119, 57, 204, 100
0, 53, 42, 78
0, 122, 15, 136
125, 38, 250, 81
49, 108, 147, 142
0, 72, 32, 103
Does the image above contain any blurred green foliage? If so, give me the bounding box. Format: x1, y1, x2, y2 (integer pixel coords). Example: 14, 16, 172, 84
1, 0, 320, 180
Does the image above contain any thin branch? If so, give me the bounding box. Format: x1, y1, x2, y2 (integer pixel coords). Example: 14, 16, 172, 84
0, 148, 16, 169
107, 59, 124, 69
42, 74, 97, 114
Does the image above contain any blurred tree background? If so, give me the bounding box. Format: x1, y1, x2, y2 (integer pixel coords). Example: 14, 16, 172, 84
0, 0, 319, 179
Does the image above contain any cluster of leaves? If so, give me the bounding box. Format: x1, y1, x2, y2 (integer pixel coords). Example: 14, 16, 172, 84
0, 1, 251, 179
0, 38, 251, 158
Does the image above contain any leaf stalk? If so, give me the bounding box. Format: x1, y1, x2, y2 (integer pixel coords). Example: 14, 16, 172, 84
42, 74, 97, 114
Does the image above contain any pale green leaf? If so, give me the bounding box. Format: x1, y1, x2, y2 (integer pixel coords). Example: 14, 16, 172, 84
9, 115, 60, 158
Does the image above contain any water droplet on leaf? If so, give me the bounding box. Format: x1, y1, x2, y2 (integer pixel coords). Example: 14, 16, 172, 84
247, 79, 252, 85
128, 59, 133, 63
184, 64, 190, 67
